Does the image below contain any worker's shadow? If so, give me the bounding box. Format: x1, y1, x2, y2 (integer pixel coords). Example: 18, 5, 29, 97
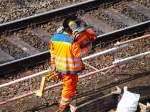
24, 102, 58, 112
75, 70, 150, 112
128, 86, 150, 102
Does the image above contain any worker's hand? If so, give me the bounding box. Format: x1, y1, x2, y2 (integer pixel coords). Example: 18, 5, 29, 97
54, 73, 63, 82
48, 64, 56, 72
49, 72, 62, 83
81, 43, 92, 57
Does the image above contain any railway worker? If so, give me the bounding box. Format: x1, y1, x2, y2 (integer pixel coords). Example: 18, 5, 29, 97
49, 16, 96, 112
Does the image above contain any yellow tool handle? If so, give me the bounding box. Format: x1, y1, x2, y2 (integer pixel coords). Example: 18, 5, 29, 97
36, 76, 46, 97
46, 72, 60, 80
36, 72, 60, 97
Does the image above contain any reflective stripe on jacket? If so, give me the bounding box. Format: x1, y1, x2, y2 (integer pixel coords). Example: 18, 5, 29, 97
50, 33, 84, 74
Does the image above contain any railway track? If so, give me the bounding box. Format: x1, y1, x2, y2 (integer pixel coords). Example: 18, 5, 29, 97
0, 34, 149, 111
0, 0, 150, 74
0, 1, 149, 110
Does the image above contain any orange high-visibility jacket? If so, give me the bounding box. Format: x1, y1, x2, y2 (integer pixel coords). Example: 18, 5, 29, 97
50, 33, 85, 74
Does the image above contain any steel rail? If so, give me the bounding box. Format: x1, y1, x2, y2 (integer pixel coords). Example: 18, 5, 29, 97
114, 34, 150, 46
82, 44, 128, 61
0, 51, 149, 105
0, 50, 49, 74
95, 20, 150, 43
113, 51, 150, 65
0, 44, 128, 88
0, 70, 48, 88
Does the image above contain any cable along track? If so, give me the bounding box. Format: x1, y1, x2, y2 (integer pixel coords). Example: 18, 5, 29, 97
0, 0, 150, 74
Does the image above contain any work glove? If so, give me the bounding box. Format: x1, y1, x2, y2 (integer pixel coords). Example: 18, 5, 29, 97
80, 43, 92, 57
47, 65, 62, 82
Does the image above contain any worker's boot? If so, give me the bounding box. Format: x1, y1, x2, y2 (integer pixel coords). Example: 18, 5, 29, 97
55, 108, 65, 112
64, 105, 77, 112
55, 105, 67, 112
70, 104, 77, 112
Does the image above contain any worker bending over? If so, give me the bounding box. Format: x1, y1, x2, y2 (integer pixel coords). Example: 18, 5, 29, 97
50, 16, 96, 112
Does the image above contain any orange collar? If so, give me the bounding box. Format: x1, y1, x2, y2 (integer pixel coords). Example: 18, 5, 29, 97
64, 32, 72, 35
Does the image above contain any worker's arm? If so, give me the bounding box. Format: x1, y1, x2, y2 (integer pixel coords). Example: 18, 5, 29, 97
71, 42, 91, 58
81, 44, 92, 56
86, 28, 97, 41
49, 41, 56, 71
